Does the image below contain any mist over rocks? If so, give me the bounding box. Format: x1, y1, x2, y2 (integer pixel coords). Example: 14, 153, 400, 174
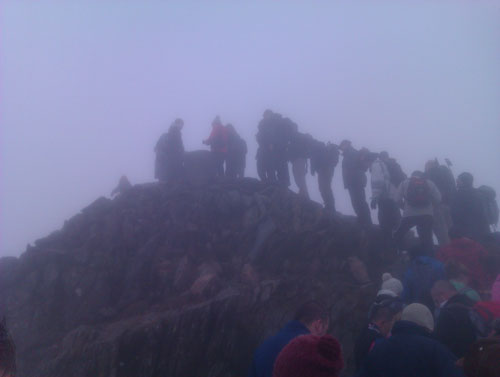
0, 179, 396, 377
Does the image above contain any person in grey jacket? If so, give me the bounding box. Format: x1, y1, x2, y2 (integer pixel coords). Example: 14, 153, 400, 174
393, 171, 441, 251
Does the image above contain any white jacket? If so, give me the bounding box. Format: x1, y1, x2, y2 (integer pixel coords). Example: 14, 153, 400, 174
370, 159, 397, 200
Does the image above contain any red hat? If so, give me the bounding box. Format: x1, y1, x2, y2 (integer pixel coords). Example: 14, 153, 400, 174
273, 335, 344, 377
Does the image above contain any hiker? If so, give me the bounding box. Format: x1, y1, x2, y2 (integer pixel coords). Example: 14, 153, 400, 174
339, 140, 373, 227
451, 172, 490, 241
248, 301, 329, 377
401, 244, 445, 311
384, 154, 407, 189
370, 152, 401, 236
354, 297, 403, 370
463, 338, 500, 377
273, 335, 344, 377
110, 175, 132, 197
225, 124, 247, 179
203, 116, 229, 178
0, 321, 16, 377
445, 260, 481, 302
288, 126, 313, 199
154, 118, 185, 182
256, 110, 291, 185
377, 273, 403, 298
431, 280, 477, 358
357, 303, 464, 377
310, 140, 339, 213
477, 185, 499, 232
393, 171, 441, 251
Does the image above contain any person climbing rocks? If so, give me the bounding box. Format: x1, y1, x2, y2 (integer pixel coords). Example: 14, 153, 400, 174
354, 296, 403, 370
225, 124, 247, 179
273, 334, 344, 377
339, 140, 372, 227
357, 303, 464, 377
310, 139, 339, 213
393, 170, 441, 251
425, 159, 456, 246
154, 118, 185, 182
288, 124, 313, 199
431, 280, 477, 358
203, 116, 229, 178
370, 152, 401, 237
248, 301, 329, 377
451, 172, 491, 242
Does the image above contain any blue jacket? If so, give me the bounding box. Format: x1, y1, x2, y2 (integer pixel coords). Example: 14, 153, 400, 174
357, 320, 465, 377
248, 320, 310, 377
402, 256, 445, 310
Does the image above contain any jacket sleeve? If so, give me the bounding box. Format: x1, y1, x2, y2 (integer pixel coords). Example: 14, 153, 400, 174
428, 180, 442, 205
395, 180, 406, 206
370, 161, 386, 199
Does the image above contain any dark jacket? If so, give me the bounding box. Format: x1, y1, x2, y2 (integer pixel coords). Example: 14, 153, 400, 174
357, 320, 464, 377
402, 256, 445, 311
434, 293, 477, 358
426, 165, 456, 205
248, 320, 310, 377
341, 146, 366, 189
353, 323, 384, 370
288, 132, 312, 161
310, 140, 339, 174
452, 187, 490, 241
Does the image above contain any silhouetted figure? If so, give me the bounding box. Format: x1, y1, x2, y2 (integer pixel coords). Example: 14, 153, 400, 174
394, 171, 441, 251
111, 175, 132, 197
451, 172, 490, 241
225, 124, 247, 179
256, 110, 292, 187
203, 116, 228, 178
339, 140, 373, 227
370, 152, 401, 236
288, 124, 313, 199
425, 159, 456, 246
154, 118, 184, 182
310, 140, 339, 213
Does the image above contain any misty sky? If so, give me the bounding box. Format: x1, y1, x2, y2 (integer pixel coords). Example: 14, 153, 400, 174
1, 1, 499, 257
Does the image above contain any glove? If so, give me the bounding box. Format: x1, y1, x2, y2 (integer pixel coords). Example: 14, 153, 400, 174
370, 198, 377, 210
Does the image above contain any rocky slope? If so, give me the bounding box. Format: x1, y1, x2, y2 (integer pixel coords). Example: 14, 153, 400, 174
0, 178, 395, 377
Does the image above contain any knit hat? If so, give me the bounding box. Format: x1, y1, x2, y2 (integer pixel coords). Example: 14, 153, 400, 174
379, 273, 403, 297
401, 303, 434, 332
273, 335, 344, 377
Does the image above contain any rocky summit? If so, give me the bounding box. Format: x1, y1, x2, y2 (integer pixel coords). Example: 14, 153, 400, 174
0, 179, 396, 377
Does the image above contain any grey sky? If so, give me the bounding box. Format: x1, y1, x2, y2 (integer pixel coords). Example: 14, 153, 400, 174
1, 1, 499, 257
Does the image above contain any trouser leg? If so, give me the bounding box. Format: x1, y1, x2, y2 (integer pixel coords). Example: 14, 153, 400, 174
416, 215, 434, 251
292, 158, 309, 199
318, 167, 335, 212
394, 216, 417, 250
349, 186, 372, 226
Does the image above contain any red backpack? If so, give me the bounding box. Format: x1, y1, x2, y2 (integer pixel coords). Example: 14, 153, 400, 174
406, 177, 431, 207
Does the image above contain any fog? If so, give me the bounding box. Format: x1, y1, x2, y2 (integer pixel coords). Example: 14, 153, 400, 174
1, 1, 499, 257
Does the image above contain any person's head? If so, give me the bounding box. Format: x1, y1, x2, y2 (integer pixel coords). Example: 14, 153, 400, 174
170, 118, 184, 131
431, 280, 458, 308
379, 151, 389, 161
379, 273, 403, 297
339, 140, 351, 152
212, 115, 222, 127
463, 338, 500, 377
401, 303, 435, 332
294, 301, 330, 336
273, 334, 344, 377
425, 159, 438, 172
368, 298, 404, 336
263, 109, 273, 119
457, 172, 474, 189
445, 260, 471, 285
0, 321, 16, 377
411, 170, 425, 178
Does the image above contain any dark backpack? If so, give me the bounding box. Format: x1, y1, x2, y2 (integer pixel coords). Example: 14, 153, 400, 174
325, 142, 339, 167
406, 177, 431, 207
386, 159, 407, 188
477, 185, 499, 226
447, 302, 500, 339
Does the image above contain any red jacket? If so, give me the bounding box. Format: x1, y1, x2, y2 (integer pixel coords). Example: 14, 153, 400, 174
205, 124, 228, 153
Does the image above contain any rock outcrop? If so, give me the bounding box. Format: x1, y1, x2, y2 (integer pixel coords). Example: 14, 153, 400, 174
0, 179, 394, 377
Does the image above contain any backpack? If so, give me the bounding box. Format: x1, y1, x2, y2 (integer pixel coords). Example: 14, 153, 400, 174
325, 142, 339, 167
406, 177, 431, 207
477, 185, 499, 226
448, 301, 500, 339
386, 159, 407, 188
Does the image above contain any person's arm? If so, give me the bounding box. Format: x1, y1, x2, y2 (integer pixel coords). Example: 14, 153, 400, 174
395, 180, 405, 207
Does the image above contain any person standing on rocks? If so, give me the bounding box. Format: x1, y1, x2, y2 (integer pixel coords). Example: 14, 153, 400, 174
154, 118, 185, 182
203, 116, 229, 178
310, 139, 339, 214
287, 123, 313, 199
0, 321, 16, 377
225, 123, 247, 179
339, 140, 373, 227
248, 301, 329, 377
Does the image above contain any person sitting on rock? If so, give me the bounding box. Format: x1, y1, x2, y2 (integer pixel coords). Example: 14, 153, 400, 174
354, 296, 404, 371
154, 118, 185, 182
357, 303, 464, 377
273, 334, 344, 377
0, 320, 16, 377
248, 301, 329, 377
